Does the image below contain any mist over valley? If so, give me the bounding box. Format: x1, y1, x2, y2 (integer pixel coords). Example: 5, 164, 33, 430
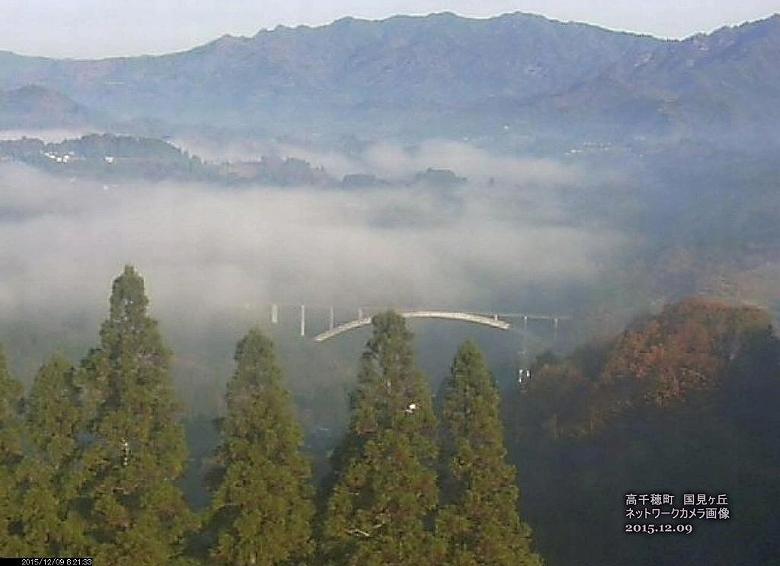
0, 9, 778, 566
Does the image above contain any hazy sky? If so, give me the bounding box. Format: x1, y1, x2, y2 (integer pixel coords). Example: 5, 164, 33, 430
2, 0, 778, 59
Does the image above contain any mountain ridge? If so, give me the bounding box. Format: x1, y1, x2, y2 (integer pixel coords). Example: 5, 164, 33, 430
6, 11, 777, 63
0, 12, 778, 143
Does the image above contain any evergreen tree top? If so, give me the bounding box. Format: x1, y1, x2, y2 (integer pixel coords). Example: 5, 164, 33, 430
210, 328, 314, 565
437, 340, 542, 566
364, 311, 413, 354
453, 339, 484, 363
369, 310, 412, 340
98, 264, 168, 360
441, 340, 505, 457
77, 266, 195, 563
232, 328, 283, 388
444, 340, 502, 430
109, 265, 149, 322
321, 312, 440, 564
351, 311, 435, 437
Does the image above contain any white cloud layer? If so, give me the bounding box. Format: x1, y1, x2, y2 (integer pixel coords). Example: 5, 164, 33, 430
0, 151, 621, 326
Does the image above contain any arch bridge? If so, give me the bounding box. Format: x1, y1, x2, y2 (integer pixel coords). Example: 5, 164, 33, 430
314, 311, 510, 342
262, 303, 570, 343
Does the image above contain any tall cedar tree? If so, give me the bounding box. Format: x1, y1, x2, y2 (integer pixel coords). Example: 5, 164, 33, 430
18, 355, 89, 554
208, 328, 314, 564
0, 346, 25, 555
321, 311, 440, 565
436, 341, 542, 565
76, 266, 196, 564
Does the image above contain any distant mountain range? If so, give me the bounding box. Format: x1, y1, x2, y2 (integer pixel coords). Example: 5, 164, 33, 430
0, 85, 94, 128
0, 12, 778, 143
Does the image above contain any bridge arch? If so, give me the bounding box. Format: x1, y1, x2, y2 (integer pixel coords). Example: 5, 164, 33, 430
313, 311, 511, 342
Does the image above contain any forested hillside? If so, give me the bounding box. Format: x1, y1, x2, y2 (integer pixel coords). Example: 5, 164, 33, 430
507, 299, 780, 565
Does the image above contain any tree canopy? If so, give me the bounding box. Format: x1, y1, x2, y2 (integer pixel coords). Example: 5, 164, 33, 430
208, 328, 314, 565
437, 341, 541, 566
75, 265, 197, 564
321, 311, 440, 565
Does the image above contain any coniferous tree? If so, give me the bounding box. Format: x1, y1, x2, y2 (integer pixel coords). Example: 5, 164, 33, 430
76, 266, 196, 564
436, 341, 541, 566
207, 328, 314, 565
0, 346, 25, 555
18, 355, 89, 554
321, 311, 440, 565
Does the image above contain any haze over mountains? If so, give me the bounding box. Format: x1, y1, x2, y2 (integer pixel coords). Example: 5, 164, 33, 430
0, 10, 778, 566
1, 11, 779, 144
1, 10, 778, 333
0, 85, 93, 129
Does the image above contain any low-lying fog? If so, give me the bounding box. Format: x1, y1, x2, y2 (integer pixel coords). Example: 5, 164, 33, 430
0, 138, 639, 415
0, 142, 624, 322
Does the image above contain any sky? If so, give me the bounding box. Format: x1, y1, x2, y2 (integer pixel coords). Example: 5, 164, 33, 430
1, 0, 778, 59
